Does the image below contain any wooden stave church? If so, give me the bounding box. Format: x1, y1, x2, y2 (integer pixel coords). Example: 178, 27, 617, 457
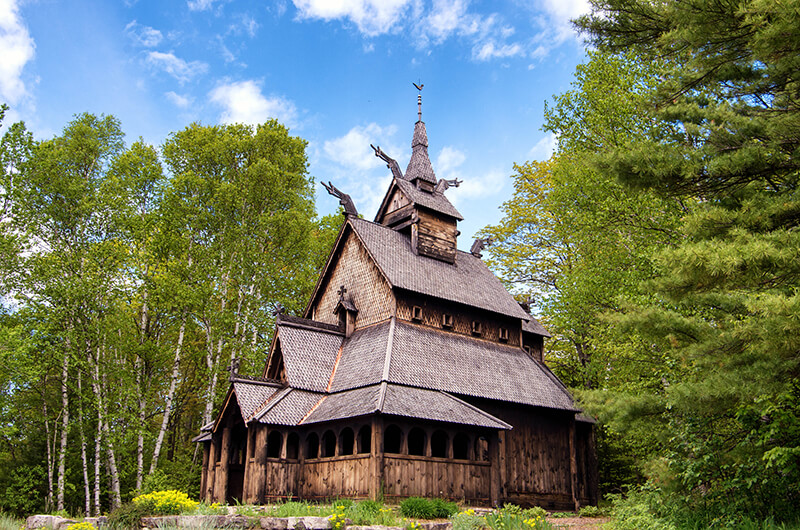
194, 96, 599, 510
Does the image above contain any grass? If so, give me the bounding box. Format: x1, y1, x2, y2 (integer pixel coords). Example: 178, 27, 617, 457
0, 513, 24, 530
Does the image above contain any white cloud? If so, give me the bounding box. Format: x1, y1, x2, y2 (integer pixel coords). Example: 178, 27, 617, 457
165, 91, 192, 108
528, 133, 558, 161
292, 0, 414, 37
323, 123, 398, 171
209, 80, 298, 127
447, 168, 506, 204
125, 20, 163, 47
535, 0, 591, 44
0, 0, 35, 105
435, 146, 466, 174
187, 0, 221, 11
146, 51, 208, 83
474, 41, 522, 61
231, 14, 259, 37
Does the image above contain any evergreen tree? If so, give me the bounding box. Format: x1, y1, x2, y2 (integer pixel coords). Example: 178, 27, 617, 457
573, 0, 800, 521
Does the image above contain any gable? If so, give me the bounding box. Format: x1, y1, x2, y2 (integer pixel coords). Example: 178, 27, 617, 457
308, 228, 394, 328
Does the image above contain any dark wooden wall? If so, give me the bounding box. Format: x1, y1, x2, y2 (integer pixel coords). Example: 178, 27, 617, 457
396, 292, 522, 347
201, 407, 597, 509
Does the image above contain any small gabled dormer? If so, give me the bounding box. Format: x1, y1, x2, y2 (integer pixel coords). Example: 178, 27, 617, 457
333, 285, 358, 338
373, 88, 463, 264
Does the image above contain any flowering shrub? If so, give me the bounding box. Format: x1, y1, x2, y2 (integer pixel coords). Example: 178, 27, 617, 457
328, 505, 347, 530
132, 489, 199, 515
65, 523, 96, 530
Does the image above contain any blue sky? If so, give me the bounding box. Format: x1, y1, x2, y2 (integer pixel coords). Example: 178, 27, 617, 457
1, 0, 590, 247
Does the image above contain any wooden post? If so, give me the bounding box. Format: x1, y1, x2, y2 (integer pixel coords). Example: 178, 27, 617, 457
489, 431, 502, 507
215, 422, 232, 502
254, 426, 267, 504
498, 430, 507, 503
370, 416, 384, 501
200, 442, 209, 501
205, 438, 217, 501
569, 419, 579, 511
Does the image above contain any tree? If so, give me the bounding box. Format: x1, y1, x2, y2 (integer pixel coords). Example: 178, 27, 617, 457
572, 0, 800, 521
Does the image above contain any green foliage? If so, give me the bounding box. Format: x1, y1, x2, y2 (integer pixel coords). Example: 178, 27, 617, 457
0, 513, 24, 530
398, 497, 458, 519
107, 501, 150, 529
270, 501, 326, 517
450, 509, 486, 530
65, 523, 96, 530
131, 490, 198, 515
346, 501, 398, 527
483, 505, 553, 530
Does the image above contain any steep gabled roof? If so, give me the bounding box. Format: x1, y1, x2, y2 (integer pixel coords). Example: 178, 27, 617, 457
405, 120, 437, 185
350, 217, 532, 321
395, 178, 463, 220
232, 380, 282, 422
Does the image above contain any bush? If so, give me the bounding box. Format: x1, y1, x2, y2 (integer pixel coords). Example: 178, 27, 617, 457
450, 509, 485, 530
347, 501, 397, 526
108, 501, 151, 529
399, 497, 458, 519
132, 490, 198, 515
65, 523, 96, 530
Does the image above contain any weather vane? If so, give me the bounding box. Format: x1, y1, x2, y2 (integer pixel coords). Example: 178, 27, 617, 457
413, 81, 424, 120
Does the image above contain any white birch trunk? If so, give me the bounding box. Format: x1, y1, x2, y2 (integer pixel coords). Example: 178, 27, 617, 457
149, 314, 186, 475
77, 372, 91, 516
56, 345, 69, 511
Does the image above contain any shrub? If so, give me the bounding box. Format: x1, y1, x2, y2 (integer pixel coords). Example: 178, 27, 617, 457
399, 497, 458, 519
108, 501, 151, 529
347, 501, 397, 526
132, 490, 198, 515
65, 523, 96, 530
450, 509, 485, 530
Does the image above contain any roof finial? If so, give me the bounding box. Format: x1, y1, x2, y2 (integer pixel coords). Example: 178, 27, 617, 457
413, 82, 424, 121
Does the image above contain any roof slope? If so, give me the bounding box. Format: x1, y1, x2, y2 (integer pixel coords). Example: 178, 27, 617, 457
393, 178, 463, 220
389, 320, 575, 410
232, 380, 281, 421
277, 321, 343, 392
350, 217, 532, 321
328, 319, 575, 411
405, 120, 437, 185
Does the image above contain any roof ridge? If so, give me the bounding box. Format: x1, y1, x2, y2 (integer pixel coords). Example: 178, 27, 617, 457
253, 386, 293, 422
231, 375, 284, 387
381, 316, 396, 382
278, 314, 343, 335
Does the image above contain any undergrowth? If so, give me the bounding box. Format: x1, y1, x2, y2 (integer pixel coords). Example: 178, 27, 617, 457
0, 513, 24, 530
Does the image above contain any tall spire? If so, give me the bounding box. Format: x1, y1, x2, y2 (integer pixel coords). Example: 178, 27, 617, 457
406, 82, 436, 188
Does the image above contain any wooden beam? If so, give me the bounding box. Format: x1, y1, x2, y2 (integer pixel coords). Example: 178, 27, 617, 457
370, 416, 385, 501
569, 419, 579, 511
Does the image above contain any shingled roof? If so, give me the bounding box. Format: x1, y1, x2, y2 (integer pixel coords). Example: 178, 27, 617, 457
326, 318, 575, 411
349, 217, 533, 321
276, 319, 343, 392
405, 120, 437, 185
393, 178, 463, 220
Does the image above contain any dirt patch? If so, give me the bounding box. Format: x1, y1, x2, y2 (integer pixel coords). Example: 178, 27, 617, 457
546, 516, 611, 530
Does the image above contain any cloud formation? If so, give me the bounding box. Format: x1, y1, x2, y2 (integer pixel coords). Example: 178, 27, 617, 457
125, 20, 163, 47
289, 0, 582, 62
165, 91, 192, 108
146, 51, 208, 83
323, 123, 399, 171
0, 0, 35, 105
209, 80, 297, 127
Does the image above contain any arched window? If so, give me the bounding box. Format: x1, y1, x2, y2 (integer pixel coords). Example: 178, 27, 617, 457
408, 427, 426, 456
321, 430, 337, 457
475, 436, 489, 462
384, 424, 403, 454
340, 427, 355, 456
357, 425, 371, 454
286, 432, 299, 460
306, 433, 319, 459
267, 431, 283, 458
453, 433, 470, 460
431, 430, 448, 458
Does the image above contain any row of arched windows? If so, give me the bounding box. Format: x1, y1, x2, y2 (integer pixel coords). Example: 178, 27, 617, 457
259, 424, 490, 462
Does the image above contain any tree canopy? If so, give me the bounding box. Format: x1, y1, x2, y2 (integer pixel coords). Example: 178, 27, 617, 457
0, 111, 341, 516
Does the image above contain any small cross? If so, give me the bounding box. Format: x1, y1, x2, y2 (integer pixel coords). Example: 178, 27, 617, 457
337, 285, 347, 300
